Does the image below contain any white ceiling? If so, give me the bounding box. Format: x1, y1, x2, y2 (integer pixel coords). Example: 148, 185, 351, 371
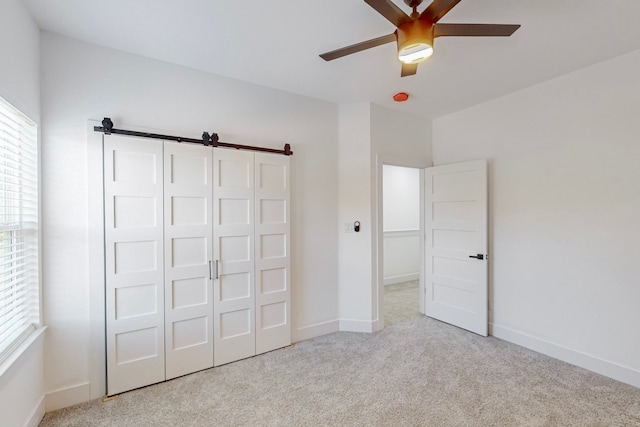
24, 0, 640, 118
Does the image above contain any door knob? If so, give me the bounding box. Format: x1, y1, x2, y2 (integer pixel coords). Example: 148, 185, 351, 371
469, 254, 484, 260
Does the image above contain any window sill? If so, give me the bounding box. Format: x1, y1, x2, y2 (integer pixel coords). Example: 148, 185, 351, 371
0, 326, 47, 380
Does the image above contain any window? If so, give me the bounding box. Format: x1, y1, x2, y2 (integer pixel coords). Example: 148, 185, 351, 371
0, 96, 39, 364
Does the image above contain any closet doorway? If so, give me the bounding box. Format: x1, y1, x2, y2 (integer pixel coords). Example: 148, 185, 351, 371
103, 134, 291, 395
381, 164, 423, 327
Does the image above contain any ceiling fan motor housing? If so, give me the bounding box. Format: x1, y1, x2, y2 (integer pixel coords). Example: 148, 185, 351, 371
403, 0, 424, 8
397, 19, 434, 64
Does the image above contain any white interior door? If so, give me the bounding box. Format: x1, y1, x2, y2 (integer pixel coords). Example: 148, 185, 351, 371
424, 159, 488, 336
254, 153, 291, 354
164, 142, 214, 379
104, 135, 165, 395
213, 149, 256, 366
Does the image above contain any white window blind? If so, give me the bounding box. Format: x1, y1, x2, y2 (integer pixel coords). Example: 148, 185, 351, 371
0, 96, 39, 364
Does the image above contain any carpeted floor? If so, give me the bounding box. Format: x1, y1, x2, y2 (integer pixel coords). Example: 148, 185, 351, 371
40, 281, 640, 426
384, 280, 420, 327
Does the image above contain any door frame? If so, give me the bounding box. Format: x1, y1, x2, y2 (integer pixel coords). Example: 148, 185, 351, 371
374, 154, 430, 331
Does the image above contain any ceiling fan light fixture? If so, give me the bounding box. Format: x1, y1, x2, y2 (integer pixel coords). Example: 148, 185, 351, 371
397, 19, 434, 64
398, 43, 433, 64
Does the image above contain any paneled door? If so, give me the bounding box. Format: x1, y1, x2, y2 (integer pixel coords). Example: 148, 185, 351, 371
164, 142, 214, 379
254, 153, 291, 354
104, 135, 165, 395
213, 149, 256, 366
424, 159, 488, 336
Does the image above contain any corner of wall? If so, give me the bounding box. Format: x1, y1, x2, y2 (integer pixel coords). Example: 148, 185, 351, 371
45, 382, 92, 412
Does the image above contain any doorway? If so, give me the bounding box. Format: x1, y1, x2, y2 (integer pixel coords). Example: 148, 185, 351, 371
376, 159, 489, 335
381, 164, 423, 327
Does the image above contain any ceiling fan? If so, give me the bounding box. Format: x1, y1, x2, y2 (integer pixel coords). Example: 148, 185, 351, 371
319, 0, 520, 77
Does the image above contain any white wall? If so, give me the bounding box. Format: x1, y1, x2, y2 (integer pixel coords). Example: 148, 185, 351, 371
338, 103, 431, 331
383, 231, 420, 285
0, 1, 44, 426
433, 49, 640, 387
383, 165, 420, 231
0, 0, 40, 120
40, 32, 339, 408
383, 165, 420, 285
0, 332, 45, 427
337, 104, 374, 332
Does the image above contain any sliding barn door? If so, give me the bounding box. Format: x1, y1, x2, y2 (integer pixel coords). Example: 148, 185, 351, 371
105, 138, 293, 392
212, 149, 256, 366
104, 135, 165, 396
424, 159, 488, 336
255, 153, 291, 354
164, 142, 214, 379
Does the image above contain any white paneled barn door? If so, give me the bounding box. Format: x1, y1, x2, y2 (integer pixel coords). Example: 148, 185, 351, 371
163, 142, 214, 379
254, 153, 291, 354
104, 135, 165, 396
104, 135, 292, 394
212, 149, 256, 366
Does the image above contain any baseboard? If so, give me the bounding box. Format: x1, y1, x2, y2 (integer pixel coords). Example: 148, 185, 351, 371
293, 319, 339, 342
25, 395, 45, 427
492, 323, 640, 389
46, 382, 91, 412
295, 318, 376, 337
384, 273, 419, 286
339, 319, 375, 333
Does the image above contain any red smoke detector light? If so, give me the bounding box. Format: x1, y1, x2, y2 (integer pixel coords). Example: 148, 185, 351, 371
393, 92, 409, 102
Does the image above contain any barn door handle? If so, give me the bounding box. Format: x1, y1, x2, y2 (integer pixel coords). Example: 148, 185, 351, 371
208, 261, 212, 280
215, 260, 219, 279
469, 254, 484, 260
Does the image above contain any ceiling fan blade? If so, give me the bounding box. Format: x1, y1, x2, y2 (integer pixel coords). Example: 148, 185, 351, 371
420, 0, 462, 23
401, 63, 418, 77
320, 33, 397, 61
364, 0, 411, 27
434, 23, 521, 37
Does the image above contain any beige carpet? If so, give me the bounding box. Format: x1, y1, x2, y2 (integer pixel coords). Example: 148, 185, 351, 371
384, 280, 420, 327
40, 282, 640, 426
